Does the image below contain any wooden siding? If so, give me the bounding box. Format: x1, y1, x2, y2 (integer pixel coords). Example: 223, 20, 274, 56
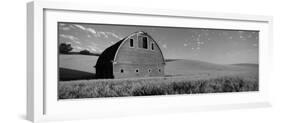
114, 33, 164, 64
113, 33, 165, 78
113, 63, 164, 79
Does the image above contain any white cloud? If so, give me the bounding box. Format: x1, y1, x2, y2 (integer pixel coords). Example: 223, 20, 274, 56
61, 27, 71, 31
70, 24, 122, 40
93, 31, 122, 40
99, 32, 108, 38
71, 45, 84, 52
87, 28, 96, 34
90, 42, 98, 46
87, 45, 102, 53
59, 34, 81, 44
162, 44, 167, 49
240, 35, 244, 38
110, 41, 115, 44
60, 34, 77, 40
89, 47, 97, 52
238, 31, 245, 34
106, 32, 122, 39
73, 24, 86, 30
73, 40, 81, 44
73, 24, 97, 36
59, 23, 66, 26
75, 46, 82, 50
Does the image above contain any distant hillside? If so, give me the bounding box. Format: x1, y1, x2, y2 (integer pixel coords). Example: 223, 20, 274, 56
165, 59, 258, 76
62, 52, 101, 56
165, 59, 181, 62
59, 54, 99, 81
59, 54, 99, 73
59, 55, 258, 81
231, 63, 258, 68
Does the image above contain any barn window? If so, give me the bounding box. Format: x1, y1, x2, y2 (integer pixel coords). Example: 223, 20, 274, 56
120, 69, 124, 73
158, 69, 161, 72
148, 69, 151, 72
129, 39, 134, 47
142, 37, 148, 49
151, 42, 154, 50
135, 69, 139, 73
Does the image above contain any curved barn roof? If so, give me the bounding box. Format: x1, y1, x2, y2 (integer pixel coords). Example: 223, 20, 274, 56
95, 31, 165, 67
95, 38, 124, 67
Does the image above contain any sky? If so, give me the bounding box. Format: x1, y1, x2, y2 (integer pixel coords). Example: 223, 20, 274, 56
58, 22, 259, 64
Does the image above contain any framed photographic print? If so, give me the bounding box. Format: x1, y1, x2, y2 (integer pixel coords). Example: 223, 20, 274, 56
27, 0, 273, 122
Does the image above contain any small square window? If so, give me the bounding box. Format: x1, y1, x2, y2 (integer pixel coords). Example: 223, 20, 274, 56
151, 43, 154, 50
143, 37, 148, 49
120, 69, 124, 73
130, 39, 134, 47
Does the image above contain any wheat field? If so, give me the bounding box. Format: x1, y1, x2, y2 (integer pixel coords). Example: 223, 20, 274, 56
58, 73, 258, 99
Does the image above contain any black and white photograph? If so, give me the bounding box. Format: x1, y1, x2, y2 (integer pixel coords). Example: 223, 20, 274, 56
58, 22, 259, 99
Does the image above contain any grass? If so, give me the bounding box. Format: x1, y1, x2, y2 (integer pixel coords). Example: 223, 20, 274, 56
58, 74, 258, 99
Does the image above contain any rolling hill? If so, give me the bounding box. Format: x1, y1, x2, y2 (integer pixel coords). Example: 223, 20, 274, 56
59, 55, 258, 81
165, 59, 258, 75
59, 54, 98, 73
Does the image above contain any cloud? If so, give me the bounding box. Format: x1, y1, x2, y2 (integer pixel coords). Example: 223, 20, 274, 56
89, 47, 97, 52
87, 28, 96, 34
73, 24, 97, 35
73, 24, 86, 30
76, 46, 82, 50
70, 45, 84, 52
87, 45, 103, 53
72, 24, 122, 40
59, 23, 73, 31
61, 27, 71, 31
73, 40, 81, 44
74, 46, 82, 50
59, 23, 66, 26
239, 35, 244, 39
99, 32, 107, 38
93, 31, 122, 40
60, 34, 77, 40
162, 44, 167, 49
105, 32, 122, 39
59, 34, 81, 44
110, 41, 115, 44
238, 31, 245, 34
253, 43, 258, 47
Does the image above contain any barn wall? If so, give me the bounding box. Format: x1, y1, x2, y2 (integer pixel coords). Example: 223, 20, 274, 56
113, 63, 164, 79
113, 33, 165, 78
114, 33, 164, 64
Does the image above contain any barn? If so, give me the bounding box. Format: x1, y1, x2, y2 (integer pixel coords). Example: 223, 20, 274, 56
95, 31, 165, 79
